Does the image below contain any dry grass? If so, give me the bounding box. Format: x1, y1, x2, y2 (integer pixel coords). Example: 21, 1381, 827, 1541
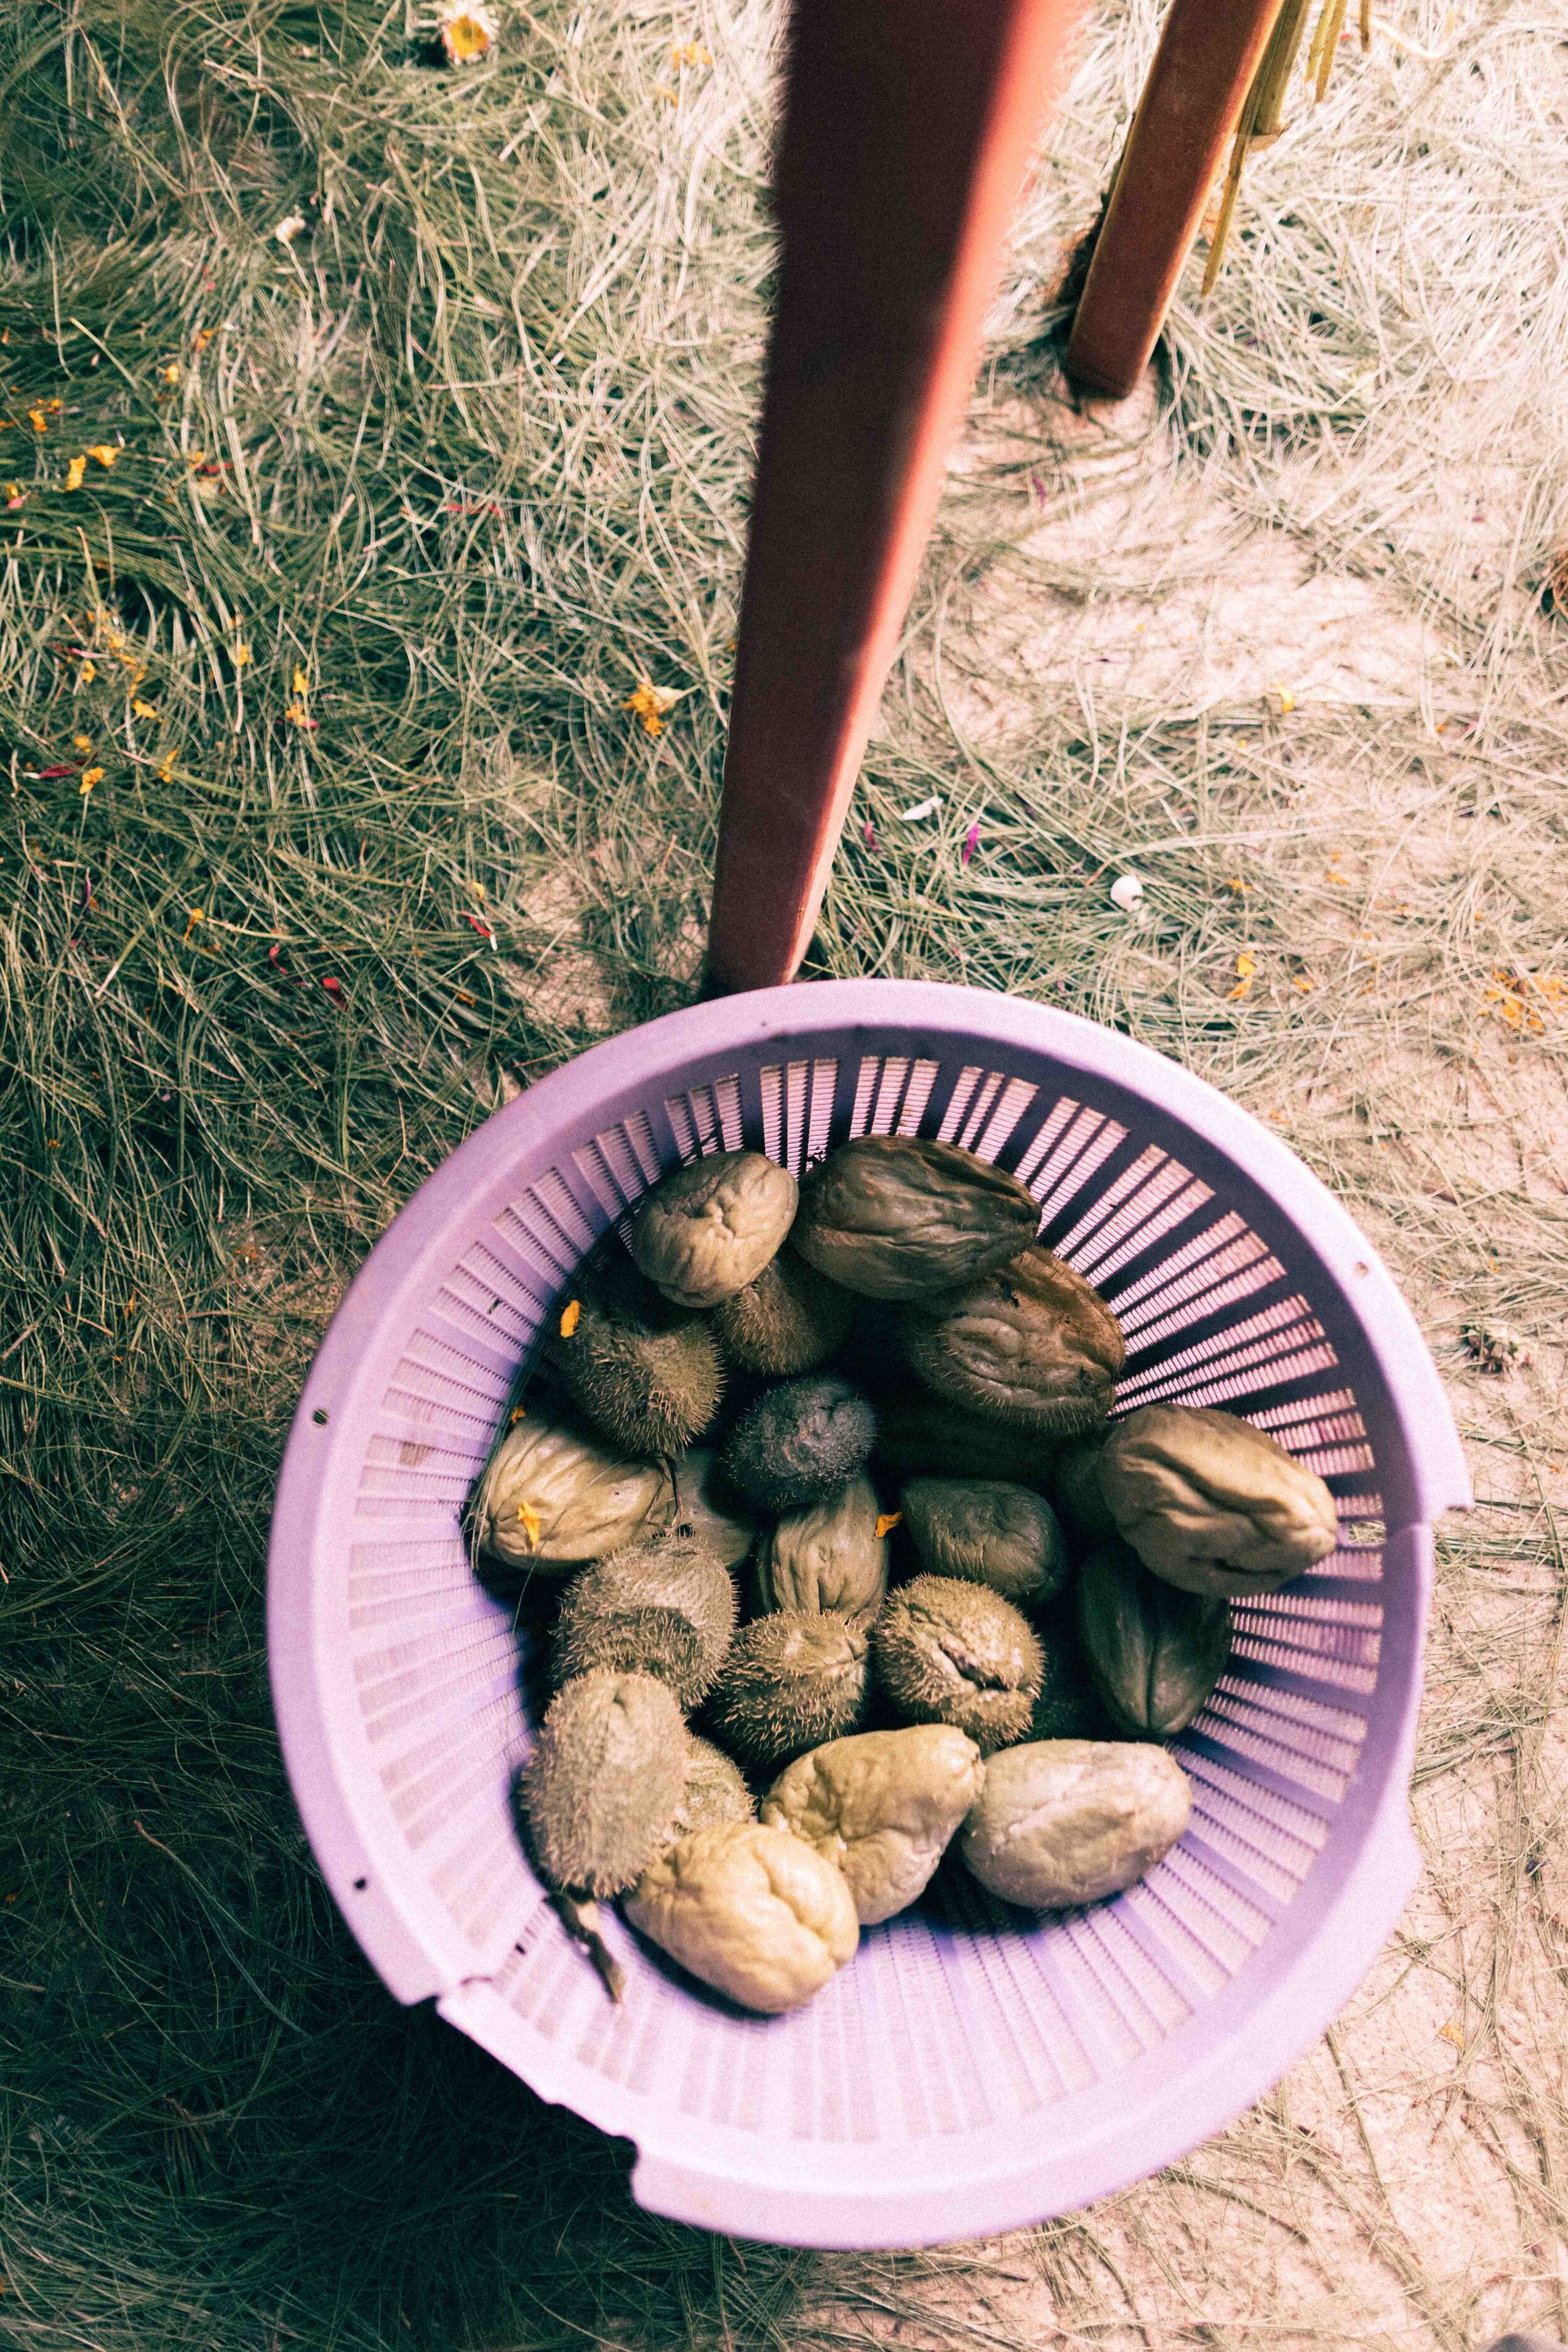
3, 0, 1568, 2341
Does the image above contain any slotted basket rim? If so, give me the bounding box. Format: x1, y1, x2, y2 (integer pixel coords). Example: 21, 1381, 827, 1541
268, 977, 1470, 2248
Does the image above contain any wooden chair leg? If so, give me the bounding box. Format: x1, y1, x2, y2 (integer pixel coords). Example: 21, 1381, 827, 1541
705, 0, 1091, 998
1064, 0, 1286, 401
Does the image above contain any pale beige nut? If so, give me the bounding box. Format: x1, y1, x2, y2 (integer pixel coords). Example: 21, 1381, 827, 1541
762, 1725, 983, 1924
629, 1150, 798, 1310
902, 1246, 1125, 1436
900, 1478, 1069, 1604
755, 1476, 889, 1618
793, 1135, 1040, 1301
1098, 1404, 1338, 1596
874, 1574, 1044, 1754
961, 1738, 1192, 1909
625, 1822, 859, 2013
472, 1415, 672, 1570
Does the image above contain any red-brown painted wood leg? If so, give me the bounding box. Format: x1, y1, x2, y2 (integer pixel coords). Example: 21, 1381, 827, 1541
706, 0, 1092, 998
1064, 0, 1286, 401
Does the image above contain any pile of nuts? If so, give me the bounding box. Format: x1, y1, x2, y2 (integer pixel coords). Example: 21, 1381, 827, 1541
469, 1136, 1339, 2015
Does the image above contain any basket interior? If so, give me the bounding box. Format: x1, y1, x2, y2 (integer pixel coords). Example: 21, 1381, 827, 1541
289, 1018, 1443, 2243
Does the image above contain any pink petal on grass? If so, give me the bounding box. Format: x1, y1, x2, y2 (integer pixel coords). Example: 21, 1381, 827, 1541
962, 823, 979, 867
862, 820, 877, 849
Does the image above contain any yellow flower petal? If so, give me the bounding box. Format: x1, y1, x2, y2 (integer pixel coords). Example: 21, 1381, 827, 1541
86, 444, 119, 467
559, 1298, 581, 1338
132, 699, 157, 721
516, 1498, 541, 1552
73, 734, 93, 753
80, 766, 105, 792
875, 1513, 902, 1539
65, 453, 87, 492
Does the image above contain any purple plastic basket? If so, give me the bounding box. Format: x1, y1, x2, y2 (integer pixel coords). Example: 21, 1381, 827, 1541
268, 978, 1468, 2249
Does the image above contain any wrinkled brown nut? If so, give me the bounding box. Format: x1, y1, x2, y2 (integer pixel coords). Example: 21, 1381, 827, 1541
762, 1725, 984, 1924
874, 1574, 1044, 1754
628, 1151, 798, 1310
756, 1476, 889, 1618
902, 1246, 1125, 1435
625, 1822, 859, 2013
707, 1610, 870, 1769
900, 1478, 1069, 1605
713, 1248, 854, 1377
521, 1670, 688, 1896
551, 1530, 738, 1707
961, 1738, 1192, 1908
671, 1447, 756, 1569
1076, 1537, 1232, 1738
1099, 1404, 1338, 1596
472, 1415, 672, 1571
793, 1135, 1040, 1301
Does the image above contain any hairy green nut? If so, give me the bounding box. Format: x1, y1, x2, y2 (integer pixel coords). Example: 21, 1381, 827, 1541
707, 1609, 870, 1769
874, 1574, 1044, 1754
1098, 1403, 1340, 1596
521, 1670, 688, 1897
902, 1246, 1125, 1436
625, 1822, 859, 2015
1076, 1536, 1232, 1739
901, 1478, 1069, 1606
872, 1392, 1054, 1485
551, 1530, 738, 1707
673, 1735, 756, 1838
755, 1476, 889, 1619
762, 1724, 984, 1925
712, 1247, 853, 1377
721, 1375, 876, 1514
670, 1448, 756, 1570
793, 1135, 1041, 1301
472, 1414, 672, 1571
960, 1738, 1192, 1909
628, 1150, 798, 1310
550, 1268, 723, 1457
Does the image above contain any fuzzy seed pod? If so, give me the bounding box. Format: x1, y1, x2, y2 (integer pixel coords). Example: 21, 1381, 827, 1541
755, 1476, 889, 1619
625, 1823, 859, 2014
900, 1478, 1070, 1606
874, 1574, 1044, 1754
1097, 1404, 1339, 1596
961, 1738, 1192, 1909
872, 1392, 1054, 1485
551, 1530, 738, 1707
550, 1258, 723, 1456
721, 1375, 876, 1514
793, 1135, 1040, 1301
712, 1247, 853, 1377
762, 1724, 984, 1925
472, 1414, 672, 1571
1076, 1537, 1232, 1739
707, 1610, 870, 1769
902, 1246, 1125, 1436
629, 1150, 798, 1310
674, 1734, 757, 1838
521, 1670, 688, 1896
670, 1448, 756, 1570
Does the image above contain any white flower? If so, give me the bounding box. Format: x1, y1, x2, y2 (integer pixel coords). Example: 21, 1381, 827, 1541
1110, 872, 1145, 911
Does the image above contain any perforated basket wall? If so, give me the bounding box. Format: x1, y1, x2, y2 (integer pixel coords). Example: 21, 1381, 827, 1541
269, 979, 1468, 2249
